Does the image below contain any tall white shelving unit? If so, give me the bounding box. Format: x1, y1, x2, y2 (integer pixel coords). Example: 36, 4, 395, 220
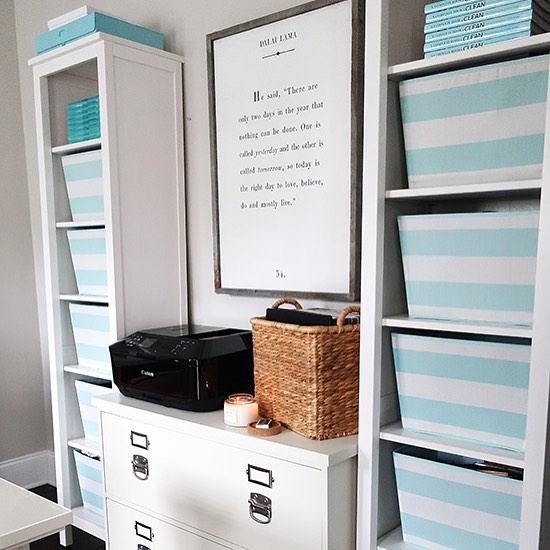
358, 2, 550, 549
29, 33, 187, 544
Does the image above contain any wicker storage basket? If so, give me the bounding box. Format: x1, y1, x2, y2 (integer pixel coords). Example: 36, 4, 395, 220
250, 298, 360, 440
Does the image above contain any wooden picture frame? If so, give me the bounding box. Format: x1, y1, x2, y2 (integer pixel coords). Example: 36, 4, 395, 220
207, 0, 364, 300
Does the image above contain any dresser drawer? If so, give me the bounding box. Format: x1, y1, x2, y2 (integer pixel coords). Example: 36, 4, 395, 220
106, 498, 226, 549
102, 413, 324, 549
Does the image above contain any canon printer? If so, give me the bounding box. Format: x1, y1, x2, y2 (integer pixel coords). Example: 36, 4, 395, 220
109, 325, 254, 412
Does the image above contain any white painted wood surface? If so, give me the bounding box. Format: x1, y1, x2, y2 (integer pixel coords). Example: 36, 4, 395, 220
97, 392, 358, 550
358, 2, 550, 548
0, 478, 71, 549
29, 33, 187, 544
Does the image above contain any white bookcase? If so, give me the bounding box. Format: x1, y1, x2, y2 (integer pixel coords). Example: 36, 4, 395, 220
29, 33, 187, 544
358, 2, 550, 549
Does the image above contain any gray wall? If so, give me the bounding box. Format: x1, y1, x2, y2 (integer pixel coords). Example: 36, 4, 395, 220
0, 0, 47, 462
9, 0, 356, 461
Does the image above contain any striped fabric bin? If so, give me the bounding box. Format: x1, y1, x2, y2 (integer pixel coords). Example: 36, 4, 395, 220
69, 303, 111, 374
75, 378, 112, 442
392, 333, 531, 451
394, 447, 522, 549
400, 54, 549, 188
73, 449, 104, 517
61, 150, 104, 221
67, 228, 107, 296
398, 210, 539, 325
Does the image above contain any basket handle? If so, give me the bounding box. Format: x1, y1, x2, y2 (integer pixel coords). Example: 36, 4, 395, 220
337, 305, 360, 327
271, 297, 303, 310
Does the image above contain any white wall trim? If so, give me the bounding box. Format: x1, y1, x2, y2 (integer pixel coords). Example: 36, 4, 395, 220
0, 450, 56, 489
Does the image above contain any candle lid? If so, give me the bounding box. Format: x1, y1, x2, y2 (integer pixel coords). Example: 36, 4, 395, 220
225, 393, 256, 405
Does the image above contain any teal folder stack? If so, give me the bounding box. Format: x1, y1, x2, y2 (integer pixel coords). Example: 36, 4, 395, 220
67, 95, 100, 143
424, 0, 550, 57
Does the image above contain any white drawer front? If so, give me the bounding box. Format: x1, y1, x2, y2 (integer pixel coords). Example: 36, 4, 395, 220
103, 413, 323, 549
106, 498, 225, 549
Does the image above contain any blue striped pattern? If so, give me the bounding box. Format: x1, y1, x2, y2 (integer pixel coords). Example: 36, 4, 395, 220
395, 449, 522, 549
392, 333, 530, 451
67, 229, 107, 296
62, 159, 102, 181
405, 134, 545, 176
401, 71, 548, 123
399, 395, 526, 439
400, 55, 548, 186
405, 281, 535, 312
74, 450, 104, 516
61, 150, 104, 221
393, 346, 530, 389
399, 227, 539, 256
398, 211, 539, 324
69, 303, 111, 372
400, 514, 518, 550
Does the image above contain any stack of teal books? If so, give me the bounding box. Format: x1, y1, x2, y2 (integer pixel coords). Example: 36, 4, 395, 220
424, 0, 550, 58
67, 95, 100, 144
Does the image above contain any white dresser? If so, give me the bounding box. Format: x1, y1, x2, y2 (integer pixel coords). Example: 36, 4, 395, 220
96, 392, 358, 549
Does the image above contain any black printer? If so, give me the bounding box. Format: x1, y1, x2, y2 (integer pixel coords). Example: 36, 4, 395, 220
109, 325, 254, 412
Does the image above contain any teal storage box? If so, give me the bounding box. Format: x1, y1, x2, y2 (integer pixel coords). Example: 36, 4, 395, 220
75, 378, 112, 442
394, 447, 522, 549
61, 150, 104, 221
67, 228, 107, 296
391, 332, 531, 451
398, 210, 539, 326
399, 54, 549, 188
73, 449, 104, 517
69, 303, 111, 375
35, 12, 164, 54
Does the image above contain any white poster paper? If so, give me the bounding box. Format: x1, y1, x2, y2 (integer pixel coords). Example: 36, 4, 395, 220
212, 0, 355, 296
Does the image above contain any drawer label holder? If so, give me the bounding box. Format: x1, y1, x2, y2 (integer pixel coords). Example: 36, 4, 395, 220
135, 521, 154, 541
247, 464, 274, 488
130, 430, 150, 450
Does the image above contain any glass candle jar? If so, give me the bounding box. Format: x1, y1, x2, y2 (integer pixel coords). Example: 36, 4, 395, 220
224, 393, 259, 427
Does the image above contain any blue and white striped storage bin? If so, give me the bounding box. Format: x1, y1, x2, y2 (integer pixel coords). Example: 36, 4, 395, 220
73, 449, 104, 517
398, 210, 539, 325
61, 150, 104, 222
67, 228, 107, 296
400, 54, 549, 188
392, 333, 531, 451
394, 447, 522, 549
69, 303, 111, 374
75, 378, 112, 442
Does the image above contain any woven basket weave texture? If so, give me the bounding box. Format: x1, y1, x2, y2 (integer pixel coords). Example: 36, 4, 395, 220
250, 298, 360, 440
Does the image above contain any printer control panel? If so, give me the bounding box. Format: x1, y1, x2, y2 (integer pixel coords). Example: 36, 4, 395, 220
125, 332, 196, 356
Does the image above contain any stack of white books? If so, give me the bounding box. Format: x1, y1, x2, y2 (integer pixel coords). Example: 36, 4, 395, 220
423, 0, 550, 57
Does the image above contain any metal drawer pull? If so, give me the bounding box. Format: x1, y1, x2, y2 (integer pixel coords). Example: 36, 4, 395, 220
130, 430, 150, 449
138, 545, 151, 550
132, 455, 149, 480
247, 464, 274, 488
135, 521, 154, 541
248, 492, 272, 525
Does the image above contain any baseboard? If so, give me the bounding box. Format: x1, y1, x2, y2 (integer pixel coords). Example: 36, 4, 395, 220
0, 450, 56, 489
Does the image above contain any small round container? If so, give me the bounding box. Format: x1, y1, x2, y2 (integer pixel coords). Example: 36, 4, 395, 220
224, 393, 259, 427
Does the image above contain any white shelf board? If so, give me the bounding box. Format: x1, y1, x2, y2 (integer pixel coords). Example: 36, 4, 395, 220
68, 438, 102, 458
59, 294, 108, 304
64, 364, 112, 381
388, 34, 550, 81
56, 220, 105, 229
386, 180, 542, 200
52, 138, 101, 155
380, 422, 525, 469
383, 315, 532, 339
378, 527, 413, 549
71, 506, 105, 541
